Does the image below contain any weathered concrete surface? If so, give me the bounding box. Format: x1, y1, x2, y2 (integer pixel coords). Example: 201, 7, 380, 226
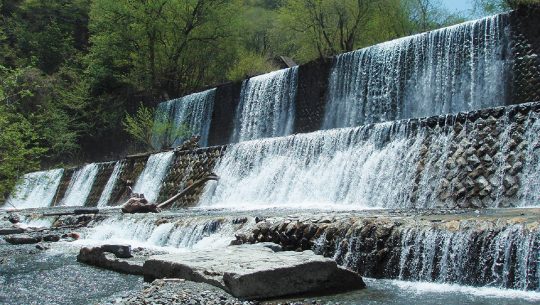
143, 244, 365, 300
77, 246, 143, 275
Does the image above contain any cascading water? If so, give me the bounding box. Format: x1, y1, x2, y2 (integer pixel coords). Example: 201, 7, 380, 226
396, 225, 539, 291
202, 122, 431, 209
96, 162, 124, 207
4, 169, 64, 209
518, 112, 540, 207
132, 151, 175, 203
232, 67, 298, 142
201, 108, 540, 209
151, 89, 216, 150
151, 99, 175, 149
323, 14, 510, 129
83, 215, 247, 250
59, 164, 100, 207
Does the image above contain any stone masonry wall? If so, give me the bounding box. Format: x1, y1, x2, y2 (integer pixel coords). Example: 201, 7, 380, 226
398, 102, 539, 209
158, 146, 225, 207
238, 210, 539, 290
509, 4, 540, 105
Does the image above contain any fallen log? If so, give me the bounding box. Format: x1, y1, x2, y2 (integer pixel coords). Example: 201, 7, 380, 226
157, 174, 219, 209
43, 208, 100, 217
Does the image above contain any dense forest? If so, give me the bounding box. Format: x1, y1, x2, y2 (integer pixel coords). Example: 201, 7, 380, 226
0, 0, 531, 199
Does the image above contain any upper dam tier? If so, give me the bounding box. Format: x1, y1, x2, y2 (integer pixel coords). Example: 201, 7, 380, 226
152, 7, 539, 147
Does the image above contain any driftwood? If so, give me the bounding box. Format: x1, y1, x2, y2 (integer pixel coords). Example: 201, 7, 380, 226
157, 173, 219, 209
43, 208, 100, 217
120, 173, 218, 213
121, 196, 160, 214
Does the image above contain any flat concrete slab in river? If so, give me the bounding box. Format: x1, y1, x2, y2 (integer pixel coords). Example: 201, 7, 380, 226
143, 243, 365, 300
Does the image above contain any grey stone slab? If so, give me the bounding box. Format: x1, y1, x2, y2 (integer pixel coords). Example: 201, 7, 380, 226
143, 244, 365, 300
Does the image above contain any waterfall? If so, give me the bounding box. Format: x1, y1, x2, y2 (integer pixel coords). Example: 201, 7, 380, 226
323, 14, 510, 129
201, 107, 540, 209
96, 162, 124, 207
395, 225, 539, 291
5, 169, 64, 209
202, 122, 444, 209
518, 112, 540, 207
232, 67, 298, 142
84, 216, 246, 250
132, 151, 175, 203
151, 89, 216, 150
59, 164, 100, 207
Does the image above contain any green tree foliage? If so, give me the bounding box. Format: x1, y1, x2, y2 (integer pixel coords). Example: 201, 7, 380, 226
0, 104, 46, 202
123, 104, 191, 151
89, 0, 239, 97
474, 0, 540, 14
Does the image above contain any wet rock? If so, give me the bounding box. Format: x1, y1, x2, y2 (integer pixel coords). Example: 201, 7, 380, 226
4, 234, 42, 245
8, 213, 20, 224
101, 244, 133, 258
35, 243, 50, 251
43, 234, 61, 242
143, 244, 365, 300
122, 196, 160, 214
0, 227, 25, 235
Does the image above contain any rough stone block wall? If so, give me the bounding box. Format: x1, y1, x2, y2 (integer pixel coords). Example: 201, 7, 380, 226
405, 102, 539, 209
85, 162, 117, 207
510, 5, 540, 105
294, 59, 333, 133
207, 82, 242, 146
109, 155, 150, 205
51, 168, 75, 206
158, 146, 226, 207
241, 211, 539, 290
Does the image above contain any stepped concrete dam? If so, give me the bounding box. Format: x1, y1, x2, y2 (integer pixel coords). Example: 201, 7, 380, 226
2, 5, 540, 305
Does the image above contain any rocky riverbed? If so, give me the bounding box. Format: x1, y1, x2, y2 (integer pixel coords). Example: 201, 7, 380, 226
1, 207, 540, 305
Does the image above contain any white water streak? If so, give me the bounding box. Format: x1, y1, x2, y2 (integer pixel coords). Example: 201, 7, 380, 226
5, 169, 64, 209
132, 151, 175, 203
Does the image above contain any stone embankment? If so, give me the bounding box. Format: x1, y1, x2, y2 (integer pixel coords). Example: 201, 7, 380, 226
234, 208, 540, 290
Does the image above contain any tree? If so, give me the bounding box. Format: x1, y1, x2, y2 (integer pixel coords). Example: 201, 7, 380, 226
272, 0, 380, 61
0, 104, 46, 203
89, 0, 240, 98
474, 0, 539, 15
123, 104, 191, 151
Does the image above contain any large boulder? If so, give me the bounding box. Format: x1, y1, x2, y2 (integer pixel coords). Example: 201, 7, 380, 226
0, 227, 25, 235
143, 244, 365, 300
4, 234, 42, 244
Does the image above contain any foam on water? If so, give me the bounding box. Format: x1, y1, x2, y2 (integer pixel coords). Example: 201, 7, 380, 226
132, 151, 175, 203
232, 67, 298, 142
392, 280, 540, 302
80, 216, 246, 252
324, 14, 510, 129
5, 169, 64, 209
59, 164, 100, 207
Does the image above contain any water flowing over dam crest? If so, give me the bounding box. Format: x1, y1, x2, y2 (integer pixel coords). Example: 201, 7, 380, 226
3, 6, 540, 300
